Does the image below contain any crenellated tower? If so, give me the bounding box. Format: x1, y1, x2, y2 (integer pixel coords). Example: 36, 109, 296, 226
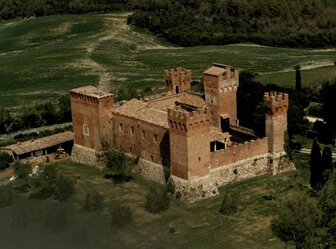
203, 63, 239, 129
164, 67, 191, 94
168, 105, 211, 180
264, 92, 289, 154
70, 86, 114, 151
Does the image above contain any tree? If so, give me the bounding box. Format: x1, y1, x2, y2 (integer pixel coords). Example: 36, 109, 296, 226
310, 139, 322, 191
109, 203, 133, 228
294, 65, 302, 91
0, 151, 13, 170
104, 150, 135, 182
83, 191, 104, 212
272, 188, 323, 249
53, 174, 75, 201
14, 161, 31, 185
320, 81, 336, 144
144, 187, 170, 213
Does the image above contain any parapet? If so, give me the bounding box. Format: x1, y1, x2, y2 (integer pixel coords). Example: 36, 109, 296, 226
164, 67, 192, 93
264, 91, 289, 115
168, 105, 210, 132
164, 67, 192, 82
203, 63, 239, 88
70, 85, 113, 103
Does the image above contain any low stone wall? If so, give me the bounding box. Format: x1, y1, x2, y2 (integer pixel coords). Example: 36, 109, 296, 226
133, 158, 169, 185
211, 152, 295, 188
71, 144, 104, 169
170, 175, 219, 203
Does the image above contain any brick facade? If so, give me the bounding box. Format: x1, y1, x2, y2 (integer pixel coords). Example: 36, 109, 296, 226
70, 63, 295, 203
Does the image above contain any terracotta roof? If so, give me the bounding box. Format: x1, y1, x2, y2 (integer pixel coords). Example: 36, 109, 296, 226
114, 99, 169, 128
203, 66, 226, 76
71, 85, 112, 98
114, 92, 206, 128
4, 131, 74, 155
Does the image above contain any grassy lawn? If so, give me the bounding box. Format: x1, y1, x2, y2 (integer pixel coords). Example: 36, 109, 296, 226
0, 154, 313, 249
0, 13, 336, 110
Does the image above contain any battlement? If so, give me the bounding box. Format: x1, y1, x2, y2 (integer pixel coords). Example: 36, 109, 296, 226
164, 67, 191, 93
168, 105, 210, 132
164, 67, 191, 81
264, 92, 288, 115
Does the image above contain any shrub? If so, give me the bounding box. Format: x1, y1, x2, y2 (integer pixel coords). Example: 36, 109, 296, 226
0, 152, 13, 170
145, 187, 170, 213
53, 175, 75, 201
83, 191, 104, 212
109, 203, 133, 228
0, 185, 13, 208
104, 150, 135, 183
219, 192, 239, 215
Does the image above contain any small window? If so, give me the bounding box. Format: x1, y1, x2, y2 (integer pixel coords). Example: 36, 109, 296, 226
151, 154, 154, 161
154, 134, 158, 143
198, 157, 201, 162
83, 124, 89, 136
131, 126, 135, 135
129, 147, 133, 154
119, 123, 123, 132
142, 130, 145, 139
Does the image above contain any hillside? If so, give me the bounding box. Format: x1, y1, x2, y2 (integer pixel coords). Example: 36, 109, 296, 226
129, 0, 336, 48
0, 13, 336, 110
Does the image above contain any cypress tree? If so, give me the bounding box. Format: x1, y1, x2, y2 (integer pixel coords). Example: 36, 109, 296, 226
310, 139, 322, 190
294, 65, 301, 91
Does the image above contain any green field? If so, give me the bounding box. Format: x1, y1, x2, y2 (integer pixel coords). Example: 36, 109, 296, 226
0, 154, 312, 249
0, 13, 336, 109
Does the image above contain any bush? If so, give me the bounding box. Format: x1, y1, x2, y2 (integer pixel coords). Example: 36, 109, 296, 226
219, 192, 239, 215
0, 185, 13, 208
109, 203, 133, 228
30, 165, 75, 201
83, 191, 104, 212
104, 150, 135, 183
145, 187, 170, 213
0, 152, 13, 170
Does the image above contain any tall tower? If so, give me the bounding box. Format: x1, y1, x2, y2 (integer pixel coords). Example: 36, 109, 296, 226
203, 63, 239, 128
168, 105, 211, 180
70, 86, 114, 151
264, 92, 289, 154
164, 67, 191, 94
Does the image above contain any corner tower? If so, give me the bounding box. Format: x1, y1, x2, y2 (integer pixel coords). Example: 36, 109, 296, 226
164, 67, 191, 94
264, 92, 289, 154
203, 63, 239, 128
70, 86, 113, 151
168, 105, 211, 180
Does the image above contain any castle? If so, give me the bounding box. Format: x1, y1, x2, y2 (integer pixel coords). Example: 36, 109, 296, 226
70, 63, 294, 203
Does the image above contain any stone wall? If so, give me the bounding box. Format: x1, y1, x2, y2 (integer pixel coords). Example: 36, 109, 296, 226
169, 175, 218, 203
133, 158, 169, 185
71, 144, 105, 169
211, 137, 268, 168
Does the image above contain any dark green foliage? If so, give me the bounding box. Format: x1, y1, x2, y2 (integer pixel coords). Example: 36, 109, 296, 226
294, 65, 302, 91
144, 187, 170, 213
104, 150, 135, 183
320, 80, 336, 143
272, 188, 323, 249
14, 161, 31, 185
116, 86, 138, 102
0, 95, 72, 134
83, 191, 104, 212
237, 71, 265, 134
0, 151, 13, 170
129, 0, 336, 48
0, 0, 135, 21
310, 139, 323, 191
30, 165, 75, 201
0, 185, 13, 208
109, 203, 133, 228
219, 192, 239, 215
